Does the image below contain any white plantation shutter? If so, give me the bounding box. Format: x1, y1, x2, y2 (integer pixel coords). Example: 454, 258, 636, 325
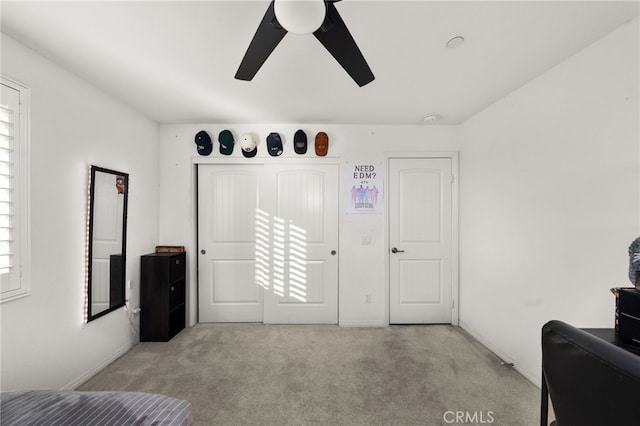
0, 101, 13, 276
0, 77, 30, 302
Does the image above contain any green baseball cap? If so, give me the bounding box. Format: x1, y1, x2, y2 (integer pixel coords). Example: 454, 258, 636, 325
218, 130, 235, 155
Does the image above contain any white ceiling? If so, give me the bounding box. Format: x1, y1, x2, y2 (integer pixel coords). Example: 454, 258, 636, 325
2, 1, 639, 125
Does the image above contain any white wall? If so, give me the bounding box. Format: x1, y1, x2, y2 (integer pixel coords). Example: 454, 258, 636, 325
458, 17, 639, 385
3, 12, 637, 393
158, 124, 459, 327
0, 34, 159, 390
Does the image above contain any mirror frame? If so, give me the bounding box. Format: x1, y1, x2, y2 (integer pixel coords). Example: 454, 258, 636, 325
86, 165, 129, 322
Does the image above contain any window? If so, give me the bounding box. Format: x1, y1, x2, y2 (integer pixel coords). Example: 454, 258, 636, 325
0, 76, 30, 303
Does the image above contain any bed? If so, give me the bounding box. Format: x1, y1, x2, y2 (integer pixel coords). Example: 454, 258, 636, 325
0, 390, 193, 426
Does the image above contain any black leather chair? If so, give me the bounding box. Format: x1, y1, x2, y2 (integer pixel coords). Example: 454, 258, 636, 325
541, 320, 640, 426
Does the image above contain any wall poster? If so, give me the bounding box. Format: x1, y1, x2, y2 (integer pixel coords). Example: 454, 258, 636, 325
346, 162, 383, 214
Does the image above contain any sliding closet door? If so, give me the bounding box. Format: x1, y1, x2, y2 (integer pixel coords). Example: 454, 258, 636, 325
198, 163, 338, 324
198, 165, 263, 322
261, 164, 339, 324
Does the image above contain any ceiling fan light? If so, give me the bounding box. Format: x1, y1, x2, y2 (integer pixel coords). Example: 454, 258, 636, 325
274, 0, 327, 35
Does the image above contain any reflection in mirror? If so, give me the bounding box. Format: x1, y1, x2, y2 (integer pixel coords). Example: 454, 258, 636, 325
86, 166, 128, 322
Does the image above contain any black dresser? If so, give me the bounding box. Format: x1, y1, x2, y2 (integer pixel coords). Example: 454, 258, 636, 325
140, 252, 186, 342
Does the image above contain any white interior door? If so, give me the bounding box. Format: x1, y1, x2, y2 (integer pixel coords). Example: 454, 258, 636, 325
389, 158, 454, 324
198, 165, 263, 322
198, 163, 338, 324
262, 164, 339, 324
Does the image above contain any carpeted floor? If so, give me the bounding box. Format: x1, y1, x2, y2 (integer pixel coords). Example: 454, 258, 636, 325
78, 324, 539, 425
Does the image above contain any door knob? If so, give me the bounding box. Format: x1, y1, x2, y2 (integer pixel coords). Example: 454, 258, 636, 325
200, 249, 206, 255
330, 250, 337, 256
391, 247, 405, 254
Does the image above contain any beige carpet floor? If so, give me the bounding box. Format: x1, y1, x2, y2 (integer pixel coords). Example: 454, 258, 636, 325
79, 324, 539, 426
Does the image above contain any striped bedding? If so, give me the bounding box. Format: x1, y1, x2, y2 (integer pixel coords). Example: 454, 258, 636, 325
0, 390, 193, 426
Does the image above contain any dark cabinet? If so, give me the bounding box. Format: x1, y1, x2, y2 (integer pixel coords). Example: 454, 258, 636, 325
140, 252, 186, 341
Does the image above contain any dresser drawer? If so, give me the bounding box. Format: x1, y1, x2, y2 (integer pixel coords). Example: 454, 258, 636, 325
169, 253, 185, 282
169, 280, 185, 311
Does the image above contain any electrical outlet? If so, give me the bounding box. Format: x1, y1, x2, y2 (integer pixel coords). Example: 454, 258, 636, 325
365, 293, 372, 304
361, 235, 371, 245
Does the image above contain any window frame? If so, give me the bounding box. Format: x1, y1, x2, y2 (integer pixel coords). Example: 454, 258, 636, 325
0, 75, 31, 303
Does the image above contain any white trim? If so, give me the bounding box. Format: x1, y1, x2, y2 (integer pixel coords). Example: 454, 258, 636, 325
64, 341, 133, 390
385, 151, 460, 326
451, 152, 460, 326
0, 75, 31, 304
339, 320, 388, 327
459, 320, 539, 387
193, 156, 341, 165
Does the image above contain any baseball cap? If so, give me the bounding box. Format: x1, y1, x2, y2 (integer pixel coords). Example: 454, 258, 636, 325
294, 129, 307, 154
315, 132, 329, 156
267, 132, 283, 157
240, 133, 257, 158
194, 130, 213, 156
218, 130, 235, 155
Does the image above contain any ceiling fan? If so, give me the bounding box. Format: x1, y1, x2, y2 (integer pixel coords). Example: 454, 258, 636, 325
234, 0, 375, 87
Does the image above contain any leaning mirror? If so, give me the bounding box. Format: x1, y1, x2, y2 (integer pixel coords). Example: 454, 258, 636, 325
86, 166, 128, 322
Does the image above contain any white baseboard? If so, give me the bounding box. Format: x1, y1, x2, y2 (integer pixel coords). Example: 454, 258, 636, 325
339, 320, 388, 327
459, 320, 541, 388
63, 342, 133, 390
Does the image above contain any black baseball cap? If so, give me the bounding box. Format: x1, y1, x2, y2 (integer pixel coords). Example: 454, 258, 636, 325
194, 130, 213, 156
267, 132, 283, 157
294, 129, 307, 154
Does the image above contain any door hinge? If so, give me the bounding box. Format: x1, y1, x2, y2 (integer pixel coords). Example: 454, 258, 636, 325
451, 300, 455, 309
451, 174, 455, 184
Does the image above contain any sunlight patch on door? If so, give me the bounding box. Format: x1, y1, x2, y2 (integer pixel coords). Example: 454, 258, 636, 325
255, 209, 271, 291
288, 223, 308, 302
273, 216, 286, 296
255, 208, 308, 302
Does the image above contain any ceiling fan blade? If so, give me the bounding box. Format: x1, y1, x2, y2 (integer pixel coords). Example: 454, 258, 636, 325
235, 1, 288, 81
313, 1, 374, 87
